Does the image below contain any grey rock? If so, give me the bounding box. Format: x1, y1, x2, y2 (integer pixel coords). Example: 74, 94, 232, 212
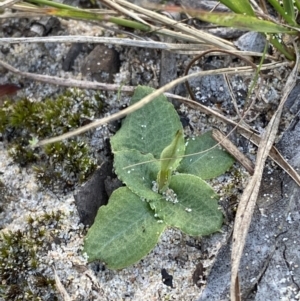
81, 45, 120, 83
74, 161, 113, 226
235, 32, 266, 53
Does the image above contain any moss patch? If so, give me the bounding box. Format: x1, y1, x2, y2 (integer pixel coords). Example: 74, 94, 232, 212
0, 88, 104, 190
0, 211, 66, 301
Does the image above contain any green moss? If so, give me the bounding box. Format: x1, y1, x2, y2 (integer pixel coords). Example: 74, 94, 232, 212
0, 88, 104, 190
0, 211, 64, 301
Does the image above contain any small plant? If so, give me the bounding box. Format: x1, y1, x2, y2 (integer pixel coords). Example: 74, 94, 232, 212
84, 86, 235, 269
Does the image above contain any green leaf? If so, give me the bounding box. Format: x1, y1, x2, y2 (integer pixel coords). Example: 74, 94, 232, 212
111, 86, 183, 158
187, 11, 297, 34
157, 129, 185, 192
269, 35, 295, 60
219, 0, 254, 16
114, 149, 161, 201
84, 187, 166, 269
268, 0, 297, 25
149, 174, 223, 236
283, 0, 296, 24
177, 131, 234, 179
294, 0, 300, 12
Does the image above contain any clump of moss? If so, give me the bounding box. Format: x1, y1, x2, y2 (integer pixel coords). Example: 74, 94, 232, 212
0, 88, 104, 190
0, 211, 64, 301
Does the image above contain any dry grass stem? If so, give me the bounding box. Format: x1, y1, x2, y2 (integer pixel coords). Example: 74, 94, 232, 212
224, 74, 243, 119
1, 8, 118, 18
0, 57, 289, 92
0, 36, 204, 50
100, 0, 150, 26
9, 1, 46, 12
5, 0, 220, 44
0, 36, 279, 59
0, 58, 135, 92
114, 0, 235, 49
0, 0, 20, 9
0, 11, 47, 18
230, 43, 299, 301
